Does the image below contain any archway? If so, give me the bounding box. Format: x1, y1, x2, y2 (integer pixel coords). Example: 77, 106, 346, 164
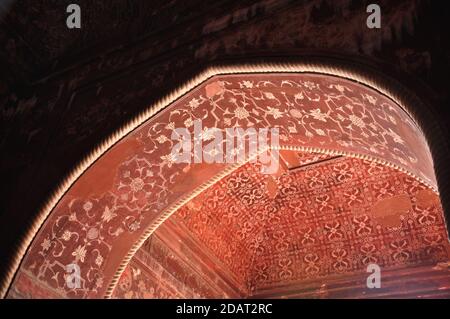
4, 63, 449, 298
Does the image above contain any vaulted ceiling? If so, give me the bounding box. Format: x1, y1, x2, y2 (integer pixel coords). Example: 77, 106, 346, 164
113, 152, 450, 298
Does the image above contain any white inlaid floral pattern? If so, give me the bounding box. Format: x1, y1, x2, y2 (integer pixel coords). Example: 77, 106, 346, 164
11, 74, 438, 298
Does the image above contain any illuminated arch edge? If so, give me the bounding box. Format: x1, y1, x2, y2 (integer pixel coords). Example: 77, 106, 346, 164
1, 61, 440, 299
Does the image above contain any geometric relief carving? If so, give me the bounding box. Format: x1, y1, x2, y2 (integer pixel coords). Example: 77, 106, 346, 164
113, 153, 450, 298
